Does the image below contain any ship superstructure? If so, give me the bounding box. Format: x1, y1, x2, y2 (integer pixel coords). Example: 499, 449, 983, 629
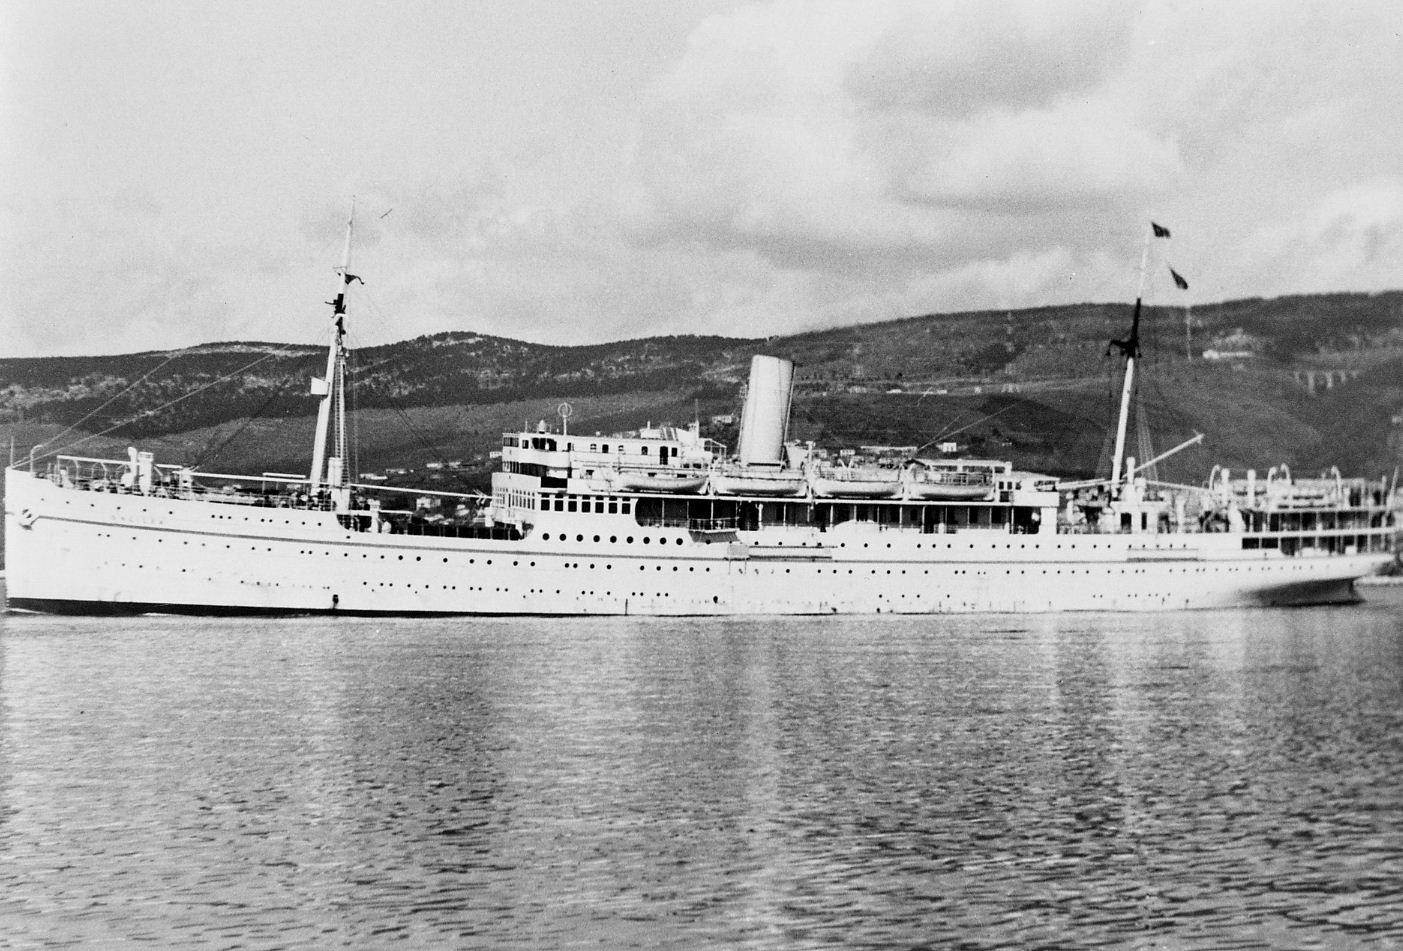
4, 220, 1397, 616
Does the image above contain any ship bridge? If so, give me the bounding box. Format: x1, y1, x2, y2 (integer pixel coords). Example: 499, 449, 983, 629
500, 423, 719, 487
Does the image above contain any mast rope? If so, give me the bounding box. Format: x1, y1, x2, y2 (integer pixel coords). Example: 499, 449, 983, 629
913, 402, 1018, 456
31, 344, 312, 465
342, 327, 479, 493
347, 347, 361, 482
189, 352, 321, 470
40, 347, 192, 452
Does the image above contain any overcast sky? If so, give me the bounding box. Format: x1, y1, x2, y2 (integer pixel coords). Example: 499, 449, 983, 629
2, 1, 1400, 357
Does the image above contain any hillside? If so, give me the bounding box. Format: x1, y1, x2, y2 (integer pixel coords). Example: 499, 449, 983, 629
3, 290, 1401, 509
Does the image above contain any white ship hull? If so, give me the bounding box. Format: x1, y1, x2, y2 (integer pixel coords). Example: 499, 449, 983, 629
6, 469, 1389, 616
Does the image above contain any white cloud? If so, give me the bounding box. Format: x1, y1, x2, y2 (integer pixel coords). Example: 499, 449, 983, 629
898, 99, 1183, 210
628, 1, 1180, 271
846, 0, 1136, 116
619, 0, 1402, 328
2, 0, 1400, 355
1246, 181, 1403, 296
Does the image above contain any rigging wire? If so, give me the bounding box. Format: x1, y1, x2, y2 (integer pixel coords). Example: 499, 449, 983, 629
912, 402, 1019, 456
347, 347, 361, 481
342, 328, 480, 493
1096, 308, 1129, 479
189, 357, 318, 470
41, 346, 192, 451
32, 344, 315, 466
348, 285, 497, 491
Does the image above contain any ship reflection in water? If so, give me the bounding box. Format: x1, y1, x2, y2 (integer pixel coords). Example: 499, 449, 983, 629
1, 592, 1401, 948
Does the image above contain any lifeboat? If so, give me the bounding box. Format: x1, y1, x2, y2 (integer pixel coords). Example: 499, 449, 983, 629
710, 468, 807, 496
810, 469, 900, 498
604, 468, 707, 493
901, 470, 994, 501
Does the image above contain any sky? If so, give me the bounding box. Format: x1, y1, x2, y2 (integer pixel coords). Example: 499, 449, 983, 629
1, 0, 1400, 357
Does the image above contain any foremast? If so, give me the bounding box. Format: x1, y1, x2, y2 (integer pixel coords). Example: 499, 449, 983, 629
309, 204, 357, 501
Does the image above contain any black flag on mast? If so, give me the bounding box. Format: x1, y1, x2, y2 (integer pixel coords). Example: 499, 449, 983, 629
1170, 267, 1189, 290
1151, 221, 1171, 238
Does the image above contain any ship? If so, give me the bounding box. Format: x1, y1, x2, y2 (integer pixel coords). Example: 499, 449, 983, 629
4, 218, 1398, 615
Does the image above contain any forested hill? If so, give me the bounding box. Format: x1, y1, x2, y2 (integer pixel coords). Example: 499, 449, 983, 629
2, 290, 1402, 486
0, 333, 748, 439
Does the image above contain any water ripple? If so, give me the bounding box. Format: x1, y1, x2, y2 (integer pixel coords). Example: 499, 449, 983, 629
1, 594, 1401, 948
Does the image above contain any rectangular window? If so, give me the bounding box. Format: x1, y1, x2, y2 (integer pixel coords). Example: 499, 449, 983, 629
568, 499, 577, 512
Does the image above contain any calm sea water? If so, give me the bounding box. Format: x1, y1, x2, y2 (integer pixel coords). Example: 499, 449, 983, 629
2, 589, 1401, 950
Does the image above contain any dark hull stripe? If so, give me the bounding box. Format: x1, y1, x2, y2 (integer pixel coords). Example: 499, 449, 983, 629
1253, 577, 1362, 607
3, 579, 1367, 619
6, 597, 479, 618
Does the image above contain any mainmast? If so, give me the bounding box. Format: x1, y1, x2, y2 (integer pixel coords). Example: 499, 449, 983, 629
309, 203, 357, 496
1107, 228, 1152, 489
